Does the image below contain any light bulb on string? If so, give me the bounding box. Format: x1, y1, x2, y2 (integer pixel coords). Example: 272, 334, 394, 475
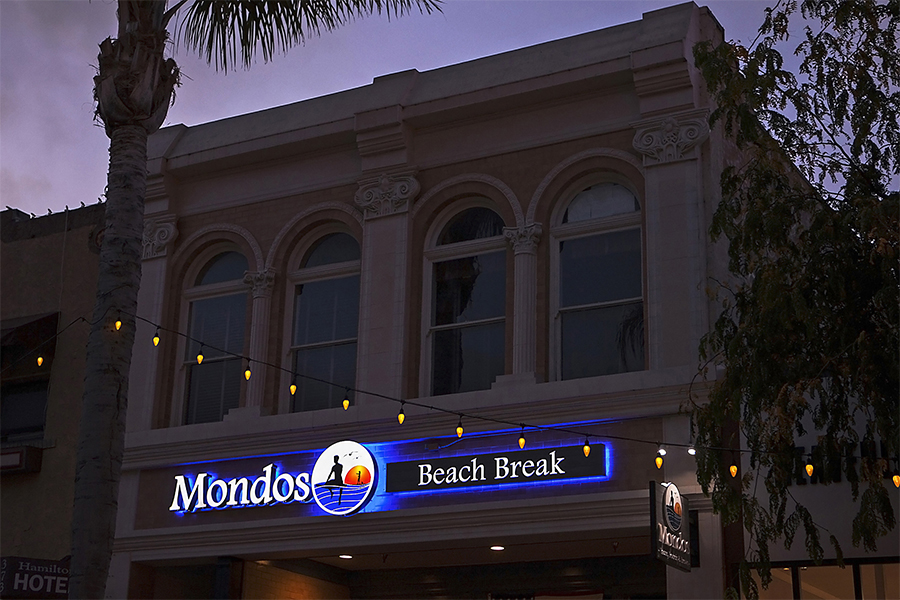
290, 376, 297, 396
196, 345, 204, 365
115, 315, 122, 331
687, 446, 697, 456
456, 416, 463, 438
805, 454, 814, 478
583, 437, 591, 458
153, 329, 160, 347
244, 361, 252, 381
655, 444, 665, 469
893, 473, 900, 488
37, 356, 43, 367
730, 451, 739, 478
655, 455, 663, 469
518, 426, 526, 449
342, 390, 350, 411
398, 402, 405, 425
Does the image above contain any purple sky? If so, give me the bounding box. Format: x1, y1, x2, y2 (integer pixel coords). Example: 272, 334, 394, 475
0, 1, 774, 216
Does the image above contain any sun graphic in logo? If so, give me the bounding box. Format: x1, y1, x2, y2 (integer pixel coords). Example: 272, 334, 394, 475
663, 483, 683, 532
311, 441, 377, 516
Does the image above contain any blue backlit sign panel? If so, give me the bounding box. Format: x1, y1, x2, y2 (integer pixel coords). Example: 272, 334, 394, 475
162, 429, 612, 521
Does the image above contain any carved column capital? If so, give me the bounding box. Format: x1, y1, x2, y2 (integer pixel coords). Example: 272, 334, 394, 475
142, 214, 178, 260
243, 269, 276, 299
504, 223, 542, 255
632, 110, 710, 166
354, 173, 420, 219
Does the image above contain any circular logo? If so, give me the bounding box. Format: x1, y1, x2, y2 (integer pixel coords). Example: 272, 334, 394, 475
663, 483, 683, 532
311, 441, 377, 516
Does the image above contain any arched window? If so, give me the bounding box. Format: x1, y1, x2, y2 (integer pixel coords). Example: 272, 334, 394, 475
426, 206, 507, 396
553, 183, 644, 379
184, 250, 249, 424
290, 233, 360, 411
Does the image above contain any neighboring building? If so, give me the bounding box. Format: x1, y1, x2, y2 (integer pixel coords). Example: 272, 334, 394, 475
1, 205, 104, 598
94, 2, 897, 599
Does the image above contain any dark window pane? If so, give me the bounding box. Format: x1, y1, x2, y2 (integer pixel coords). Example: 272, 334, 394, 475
186, 358, 241, 424
433, 252, 505, 326
292, 342, 357, 412
432, 322, 504, 395
561, 302, 644, 379
560, 229, 641, 307
187, 294, 247, 359
302, 233, 360, 268
1, 380, 48, 441
196, 252, 248, 286
438, 207, 505, 245
562, 183, 639, 224
293, 276, 360, 346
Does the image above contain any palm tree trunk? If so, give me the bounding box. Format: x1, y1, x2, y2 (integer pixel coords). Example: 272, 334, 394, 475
69, 124, 147, 599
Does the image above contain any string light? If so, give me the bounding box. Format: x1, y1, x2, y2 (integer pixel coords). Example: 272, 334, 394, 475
10, 311, 899, 475
244, 362, 252, 381
518, 426, 526, 449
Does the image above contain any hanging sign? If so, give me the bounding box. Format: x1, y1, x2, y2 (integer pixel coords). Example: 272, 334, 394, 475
649, 481, 691, 572
385, 444, 605, 492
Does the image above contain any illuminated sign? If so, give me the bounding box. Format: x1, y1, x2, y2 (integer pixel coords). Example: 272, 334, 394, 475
165, 433, 612, 519
385, 445, 605, 492
650, 481, 692, 572
168, 440, 377, 516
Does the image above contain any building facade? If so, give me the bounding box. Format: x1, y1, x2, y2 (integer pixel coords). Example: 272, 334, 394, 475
102, 3, 897, 599
1, 204, 104, 598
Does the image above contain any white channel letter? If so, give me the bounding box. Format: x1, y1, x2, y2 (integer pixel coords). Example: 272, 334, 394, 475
272, 472, 295, 502
169, 473, 208, 511
227, 478, 250, 506
294, 472, 311, 501
206, 479, 228, 508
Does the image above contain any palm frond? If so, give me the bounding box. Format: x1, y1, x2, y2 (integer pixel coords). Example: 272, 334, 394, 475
178, 0, 442, 71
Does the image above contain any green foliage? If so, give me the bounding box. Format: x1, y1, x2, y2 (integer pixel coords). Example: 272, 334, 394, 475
692, 1, 898, 596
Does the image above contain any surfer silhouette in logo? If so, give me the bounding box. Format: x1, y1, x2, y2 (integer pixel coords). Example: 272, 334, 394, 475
324, 455, 345, 503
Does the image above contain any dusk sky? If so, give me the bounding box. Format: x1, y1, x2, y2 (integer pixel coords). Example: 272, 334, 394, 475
0, 1, 776, 216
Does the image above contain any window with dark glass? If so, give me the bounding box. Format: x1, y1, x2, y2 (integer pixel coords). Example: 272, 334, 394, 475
429, 207, 506, 395
291, 233, 360, 412
556, 183, 644, 379
184, 251, 248, 424
1, 313, 58, 442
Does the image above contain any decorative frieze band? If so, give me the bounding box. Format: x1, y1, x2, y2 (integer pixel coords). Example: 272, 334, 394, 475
504, 223, 542, 255
632, 110, 710, 166
354, 173, 420, 219
142, 215, 178, 260
243, 269, 276, 298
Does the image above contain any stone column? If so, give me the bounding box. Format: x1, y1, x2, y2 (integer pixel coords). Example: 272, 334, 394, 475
354, 172, 419, 402
126, 211, 177, 432
503, 223, 541, 376
632, 110, 709, 369
242, 268, 275, 411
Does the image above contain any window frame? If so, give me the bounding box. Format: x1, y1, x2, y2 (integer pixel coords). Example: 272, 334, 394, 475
171, 246, 251, 426
549, 178, 646, 382
278, 227, 361, 415
419, 201, 509, 398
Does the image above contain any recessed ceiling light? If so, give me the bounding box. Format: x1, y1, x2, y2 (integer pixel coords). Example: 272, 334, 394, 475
339, 554, 353, 559
490, 545, 505, 551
